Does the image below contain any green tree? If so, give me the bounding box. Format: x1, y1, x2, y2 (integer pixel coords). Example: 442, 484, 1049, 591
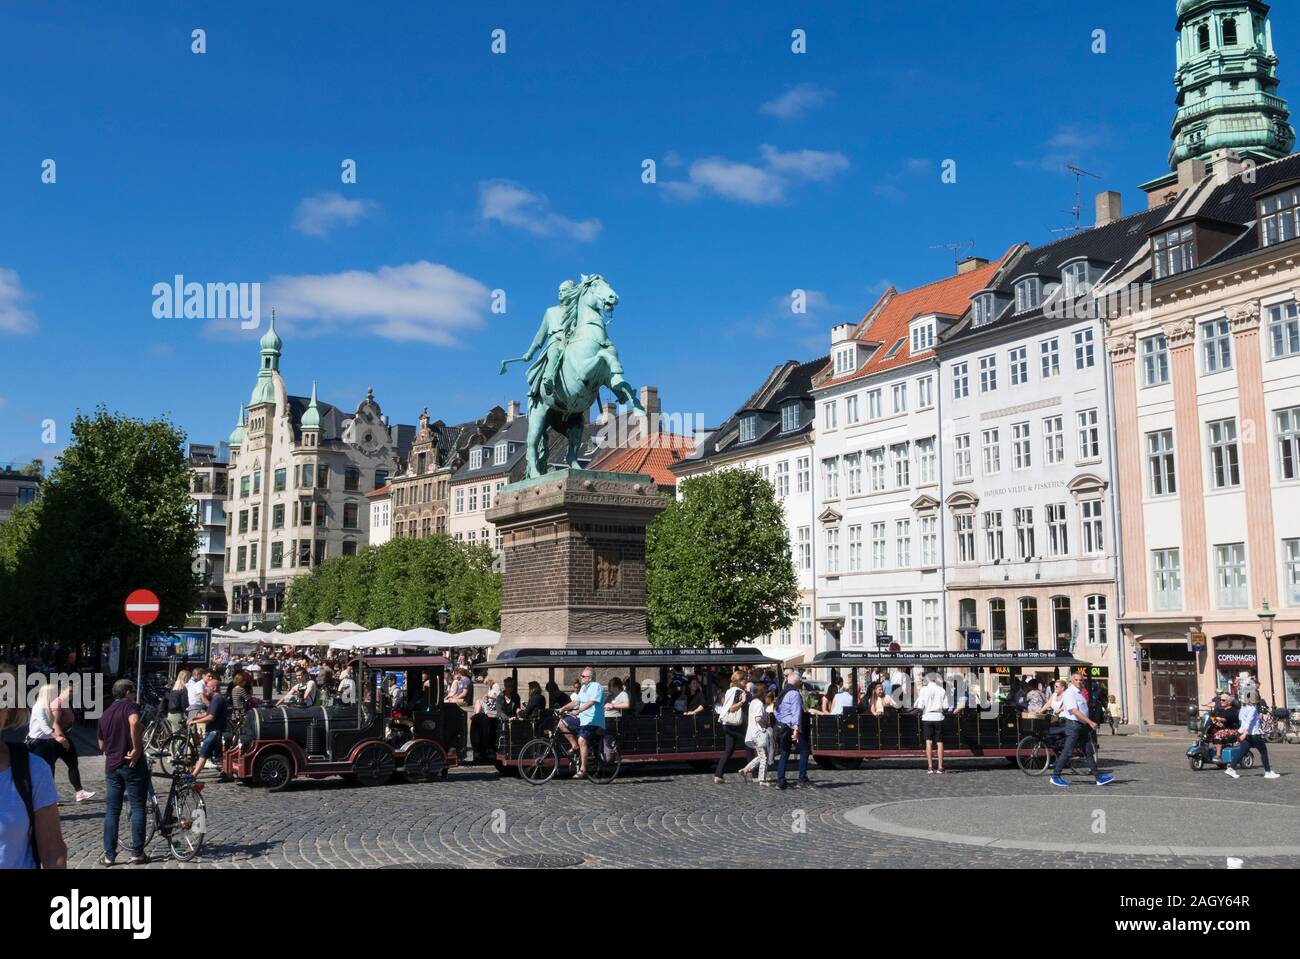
646, 468, 798, 648
18, 459, 44, 478
0, 408, 198, 647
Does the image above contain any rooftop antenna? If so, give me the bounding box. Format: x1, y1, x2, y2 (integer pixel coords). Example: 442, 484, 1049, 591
929, 240, 975, 268
1051, 163, 1101, 234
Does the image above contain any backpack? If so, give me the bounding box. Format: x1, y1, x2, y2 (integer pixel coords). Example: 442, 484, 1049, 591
7, 743, 42, 869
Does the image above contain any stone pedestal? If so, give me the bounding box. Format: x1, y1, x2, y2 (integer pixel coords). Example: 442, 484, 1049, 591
486, 468, 668, 654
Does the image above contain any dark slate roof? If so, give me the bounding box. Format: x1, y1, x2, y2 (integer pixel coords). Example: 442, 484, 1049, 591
676, 356, 827, 467
940, 204, 1171, 347
451, 413, 602, 483
287, 394, 344, 442
1185, 152, 1300, 270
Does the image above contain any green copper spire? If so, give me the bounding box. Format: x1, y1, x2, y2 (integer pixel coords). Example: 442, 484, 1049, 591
249, 308, 280, 407
228, 403, 245, 447
301, 381, 322, 431
1170, 0, 1294, 169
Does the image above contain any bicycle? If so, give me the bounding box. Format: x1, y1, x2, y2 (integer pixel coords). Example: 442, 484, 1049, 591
518, 721, 620, 786
157, 724, 202, 777
140, 703, 174, 755
1015, 724, 1101, 776
117, 751, 208, 862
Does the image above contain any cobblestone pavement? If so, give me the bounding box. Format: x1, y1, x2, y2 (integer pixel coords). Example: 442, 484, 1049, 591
52, 734, 1300, 868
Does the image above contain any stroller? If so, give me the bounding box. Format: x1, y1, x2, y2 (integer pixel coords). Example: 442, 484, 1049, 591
1187, 712, 1253, 771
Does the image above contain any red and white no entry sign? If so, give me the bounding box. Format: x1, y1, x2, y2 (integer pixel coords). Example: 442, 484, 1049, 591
124, 589, 160, 626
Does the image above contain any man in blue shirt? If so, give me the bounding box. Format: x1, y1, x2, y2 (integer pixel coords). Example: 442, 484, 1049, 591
557, 667, 605, 777
774, 669, 811, 789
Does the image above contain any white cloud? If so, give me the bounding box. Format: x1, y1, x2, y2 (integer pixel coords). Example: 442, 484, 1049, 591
209, 261, 491, 347
760, 84, 832, 120
872, 157, 935, 200
478, 180, 601, 242
0, 268, 37, 334
291, 192, 377, 237
663, 145, 849, 206
1014, 126, 1111, 173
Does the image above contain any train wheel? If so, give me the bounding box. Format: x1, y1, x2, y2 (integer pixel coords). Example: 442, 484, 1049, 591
254, 752, 294, 791
518, 738, 558, 785
353, 744, 396, 787
830, 758, 863, 771
403, 743, 446, 783
1015, 736, 1051, 776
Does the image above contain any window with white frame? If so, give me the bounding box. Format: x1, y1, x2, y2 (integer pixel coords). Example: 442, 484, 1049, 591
871, 522, 887, 569
844, 394, 859, 424
847, 525, 863, 571
984, 510, 1005, 561
1081, 499, 1104, 554
1215, 543, 1248, 608
1085, 595, 1108, 645
922, 598, 940, 646
954, 434, 972, 479
956, 513, 976, 563
797, 457, 810, 493
1259, 187, 1300, 246
979, 354, 998, 393
1040, 337, 1060, 378
834, 347, 856, 375
1047, 503, 1069, 556
952, 363, 969, 400
469, 448, 483, 469
982, 428, 1001, 474
844, 452, 862, 495
825, 527, 840, 573
892, 442, 911, 487
848, 603, 865, 646
920, 515, 937, 566
781, 404, 801, 432
1147, 429, 1177, 496
494, 443, 508, 466
739, 416, 757, 443
1015, 507, 1035, 559
892, 383, 908, 414
799, 606, 812, 645
917, 436, 936, 484
1285, 538, 1300, 606
1142, 334, 1170, 387
1074, 328, 1095, 369
1077, 408, 1100, 460
972, 294, 997, 327
873, 601, 888, 642
1062, 261, 1090, 297
1152, 225, 1195, 279
896, 519, 912, 567
1009, 346, 1028, 386
1201, 319, 1232, 373
796, 525, 811, 570
1269, 301, 1300, 358
865, 389, 881, 419
1012, 421, 1032, 470
868, 447, 886, 491
1015, 278, 1041, 314
1208, 418, 1241, 488
775, 460, 790, 498
1043, 415, 1064, 465
823, 402, 837, 430
897, 600, 914, 646
454, 489, 464, 513
911, 320, 935, 353
1277, 406, 1300, 481
1152, 548, 1183, 611
468, 485, 478, 511
917, 375, 934, 408
822, 457, 840, 498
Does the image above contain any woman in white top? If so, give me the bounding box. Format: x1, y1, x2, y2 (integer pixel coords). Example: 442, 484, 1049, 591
1044, 680, 1068, 719
739, 689, 772, 785
1, 665, 66, 868
865, 682, 899, 717
605, 677, 631, 712
27, 683, 94, 803
829, 684, 855, 716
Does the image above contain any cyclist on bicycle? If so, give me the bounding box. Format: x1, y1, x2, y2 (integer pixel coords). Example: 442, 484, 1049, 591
187, 676, 232, 783
555, 668, 604, 777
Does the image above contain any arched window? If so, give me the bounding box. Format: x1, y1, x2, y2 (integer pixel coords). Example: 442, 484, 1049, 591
1052, 596, 1072, 650
1085, 595, 1108, 645
959, 598, 977, 630
1020, 597, 1039, 650
1197, 23, 1211, 52
1222, 17, 1237, 46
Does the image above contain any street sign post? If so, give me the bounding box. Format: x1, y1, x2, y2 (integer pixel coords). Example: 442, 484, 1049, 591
125, 589, 160, 693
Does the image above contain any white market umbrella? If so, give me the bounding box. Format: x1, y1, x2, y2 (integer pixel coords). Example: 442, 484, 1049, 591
328, 627, 406, 651
448, 628, 500, 649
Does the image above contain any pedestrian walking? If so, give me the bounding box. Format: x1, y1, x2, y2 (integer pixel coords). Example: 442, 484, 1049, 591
1048, 672, 1114, 788
0, 663, 67, 869
98, 678, 150, 865
27, 681, 94, 803
739, 686, 771, 785
713, 670, 750, 783
774, 669, 811, 790
915, 673, 949, 774
1226, 691, 1281, 780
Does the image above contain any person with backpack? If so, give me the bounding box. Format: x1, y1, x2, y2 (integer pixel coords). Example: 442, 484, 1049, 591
0, 663, 67, 868
713, 670, 751, 783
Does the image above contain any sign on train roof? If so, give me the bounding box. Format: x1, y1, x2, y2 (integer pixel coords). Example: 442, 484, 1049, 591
812, 650, 1088, 667
487, 646, 779, 666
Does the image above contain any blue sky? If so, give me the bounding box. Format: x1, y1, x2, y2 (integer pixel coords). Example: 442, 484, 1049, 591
0, 1, 1256, 466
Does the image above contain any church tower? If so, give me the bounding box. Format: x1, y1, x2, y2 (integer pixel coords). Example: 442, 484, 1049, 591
1169, 0, 1294, 168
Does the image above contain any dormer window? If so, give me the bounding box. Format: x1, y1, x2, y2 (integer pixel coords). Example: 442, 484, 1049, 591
1062, 261, 1091, 297
834, 347, 856, 376
971, 294, 996, 328
1152, 225, 1195, 279
1014, 278, 1041, 314
494, 443, 508, 466
739, 415, 757, 443
1260, 187, 1300, 247
910, 320, 935, 353
469, 448, 483, 469
781, 404, 800, 433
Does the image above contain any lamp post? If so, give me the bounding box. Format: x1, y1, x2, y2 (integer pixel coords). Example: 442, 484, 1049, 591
437, 602, 449, 630
1258, 599, 1277, 706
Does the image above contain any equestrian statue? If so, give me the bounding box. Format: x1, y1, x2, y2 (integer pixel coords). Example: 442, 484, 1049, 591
499, 274, 645, 479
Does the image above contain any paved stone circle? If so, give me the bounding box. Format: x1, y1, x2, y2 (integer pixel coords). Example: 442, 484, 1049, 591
52, 734, 1300, 868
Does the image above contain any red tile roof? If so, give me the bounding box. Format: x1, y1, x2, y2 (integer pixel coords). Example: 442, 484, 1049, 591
588, 435, 695, 487
366, 483, 391, 498
813, 246, 1020, 389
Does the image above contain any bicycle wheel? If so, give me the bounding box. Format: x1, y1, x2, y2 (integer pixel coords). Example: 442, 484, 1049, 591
1015, 735, 1051, 775
160, 734, 196, 777
144, 719, 172, 754
166, 785, 207, 862
518, 738, 559, 785
119, 782, 160, 854
585, 737, 621, 785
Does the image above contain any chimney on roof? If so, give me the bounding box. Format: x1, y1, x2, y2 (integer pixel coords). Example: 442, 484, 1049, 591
1094, 191, 1123, 228
956, 256, 989, 275
601, 401, 618, 424
1177, 157, 1209, 194
831, 323, 854, 345
639, 385, 660, 417
1209, 149, 1248, 185
506, 400, 521, 422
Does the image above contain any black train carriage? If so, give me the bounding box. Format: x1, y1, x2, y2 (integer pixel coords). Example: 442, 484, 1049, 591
486, 646, 782, 770
806, 649, 1090, 768
224, 655, 463, 790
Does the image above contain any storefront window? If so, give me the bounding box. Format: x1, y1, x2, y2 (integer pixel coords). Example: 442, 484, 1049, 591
1284, 640, 1300, 710
1214, 638, 1257, 696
